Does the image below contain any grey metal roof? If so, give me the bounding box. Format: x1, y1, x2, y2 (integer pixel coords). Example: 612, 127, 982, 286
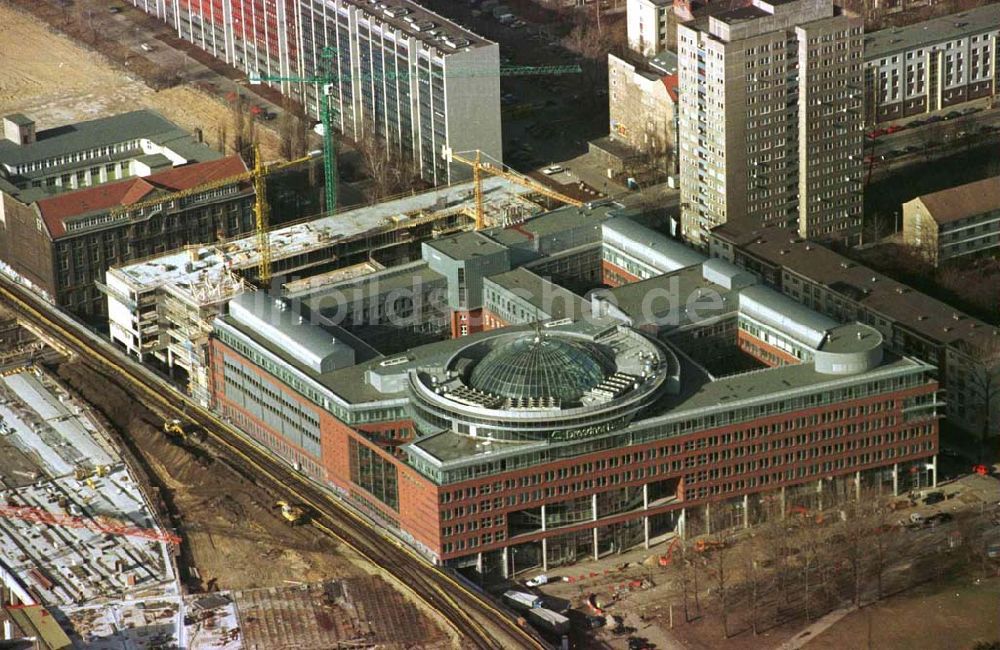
603, 217, 706, 272
483, 268, 588, 321
0, 110, 217, 167
3, 114, 33, 126
229, 292, 358, 374
739, 285, 837, 348
424, 230, 508, 261
863, 4, 1000, 61
702, 257, 757, 290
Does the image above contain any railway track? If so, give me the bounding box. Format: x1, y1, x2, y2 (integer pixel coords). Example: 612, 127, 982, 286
0, 276, 545, 650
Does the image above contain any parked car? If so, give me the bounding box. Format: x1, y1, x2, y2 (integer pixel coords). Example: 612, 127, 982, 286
140, 42, 154, 52
923, 491, 946, 505
962, 107, 982, 115
542, 165, 565, 175
910, 512, 925, 524
886, 124, 904, 134
925, 512, 953, 527
944, 110, 963, 120
926, 115, 944, 124
525, 574, 549, 587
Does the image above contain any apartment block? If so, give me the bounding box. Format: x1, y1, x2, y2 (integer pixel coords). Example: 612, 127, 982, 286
710, 222, 998, 435
902, 175, 1000, 266
129, 0, 502, 186
677, 0, 864, 248
605, 52, 679, 173
863, 4, 1000, 124
627, 0, 673, 57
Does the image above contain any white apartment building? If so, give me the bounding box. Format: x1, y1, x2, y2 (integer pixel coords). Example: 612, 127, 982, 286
677, 0, 864, 248
863, 3, 1000, 124
627, 0, 673, 57
903, 175, 1000, 266
128, 0, 502, 186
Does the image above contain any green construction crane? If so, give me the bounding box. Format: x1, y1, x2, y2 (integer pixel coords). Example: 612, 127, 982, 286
249, 47, 582, 214
250, 47, 340, 215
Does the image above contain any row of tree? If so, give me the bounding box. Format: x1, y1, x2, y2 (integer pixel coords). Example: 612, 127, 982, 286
665, 495, 992, 640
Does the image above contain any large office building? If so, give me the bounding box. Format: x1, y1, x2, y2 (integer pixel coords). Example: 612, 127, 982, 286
207, 209, 939, 572
863, 4, 1000, 125
902, 175, 1000, 266
105, 176, 541, 403
0, 111, 253, 319
128, 0, 502, 185
677, 0, 864, 247
710, 222, 998, 435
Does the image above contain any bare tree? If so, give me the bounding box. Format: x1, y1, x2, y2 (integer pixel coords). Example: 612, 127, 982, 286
706, 530, 735, 638
959, 339, 1000, 462
740, 532, 767, 636
355, 132, 422, 202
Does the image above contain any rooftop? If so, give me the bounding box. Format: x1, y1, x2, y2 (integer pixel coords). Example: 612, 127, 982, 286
110, 176, 531, 293
344, 0, 491, 52
910, 174, 1000, 225
0, 109, 217, 168
425, 230, 508, 260
484, 267, 589, 321
34, 155, 248, 238
863, 4, 1000, 61
3, 113, 33, 126
712, 223, 1000, 350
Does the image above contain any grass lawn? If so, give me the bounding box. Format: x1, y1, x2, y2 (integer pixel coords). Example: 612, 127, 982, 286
806, 574, 1000, 650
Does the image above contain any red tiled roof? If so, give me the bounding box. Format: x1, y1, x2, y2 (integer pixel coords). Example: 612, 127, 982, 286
662, 74, 679, 103
35, 155, 248, 238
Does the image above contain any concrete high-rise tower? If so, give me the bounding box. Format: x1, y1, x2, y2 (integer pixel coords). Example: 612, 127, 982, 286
677, 0, 864, 247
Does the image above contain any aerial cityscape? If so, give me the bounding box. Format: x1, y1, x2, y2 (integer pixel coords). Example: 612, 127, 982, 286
0, 0, 998, 648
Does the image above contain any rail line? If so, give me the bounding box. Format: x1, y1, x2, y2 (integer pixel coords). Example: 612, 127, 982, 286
0, 276, 545, 650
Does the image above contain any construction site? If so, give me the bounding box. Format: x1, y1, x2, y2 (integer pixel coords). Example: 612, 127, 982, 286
0, 292, 458, 649
0, 361, 183, 647
104, 176, 547, 404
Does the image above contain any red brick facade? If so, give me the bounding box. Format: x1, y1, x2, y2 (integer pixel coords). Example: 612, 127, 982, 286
601, 260, 641, 288
211, 336, 938, 563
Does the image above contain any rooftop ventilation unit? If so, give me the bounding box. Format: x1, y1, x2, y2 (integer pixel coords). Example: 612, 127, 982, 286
383, 6, 410, 18
413, 20, 437, 32
443, 35, 471, 48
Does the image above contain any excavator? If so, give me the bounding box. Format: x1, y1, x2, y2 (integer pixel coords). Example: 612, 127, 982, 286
162, 419, 203, 445
275, 500, 307, 526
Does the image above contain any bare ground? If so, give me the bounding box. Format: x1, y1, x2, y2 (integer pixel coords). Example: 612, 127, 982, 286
0, 1, 283, 159
55, 359, 367, 593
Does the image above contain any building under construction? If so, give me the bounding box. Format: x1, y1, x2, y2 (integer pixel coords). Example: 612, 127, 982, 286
105, 177, 542, 404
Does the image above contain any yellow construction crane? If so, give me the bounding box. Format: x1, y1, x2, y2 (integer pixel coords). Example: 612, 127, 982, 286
252, 145, 271, 285
442, 147, 584, 230
105, 150, 318, 282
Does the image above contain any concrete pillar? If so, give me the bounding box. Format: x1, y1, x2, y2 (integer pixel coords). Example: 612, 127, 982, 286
643, 484, 650, 548
541, 504, 547, 532
593, 527, 599, 561
893, 462, 899, 497
931, 455, 938, 488
817, 479, 824, 511
542, 538, 548, 572
856, 470, 862, 501
678, 507, 686, 540
705, 502, 711, 535
476, 552, 483, 575
592, 493, 598, 521
502, 546, 510, 579
743, 493, 749, 529
780, 486, 786, 520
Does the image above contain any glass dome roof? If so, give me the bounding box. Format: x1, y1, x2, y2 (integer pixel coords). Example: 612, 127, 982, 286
468, 334, 614, 404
